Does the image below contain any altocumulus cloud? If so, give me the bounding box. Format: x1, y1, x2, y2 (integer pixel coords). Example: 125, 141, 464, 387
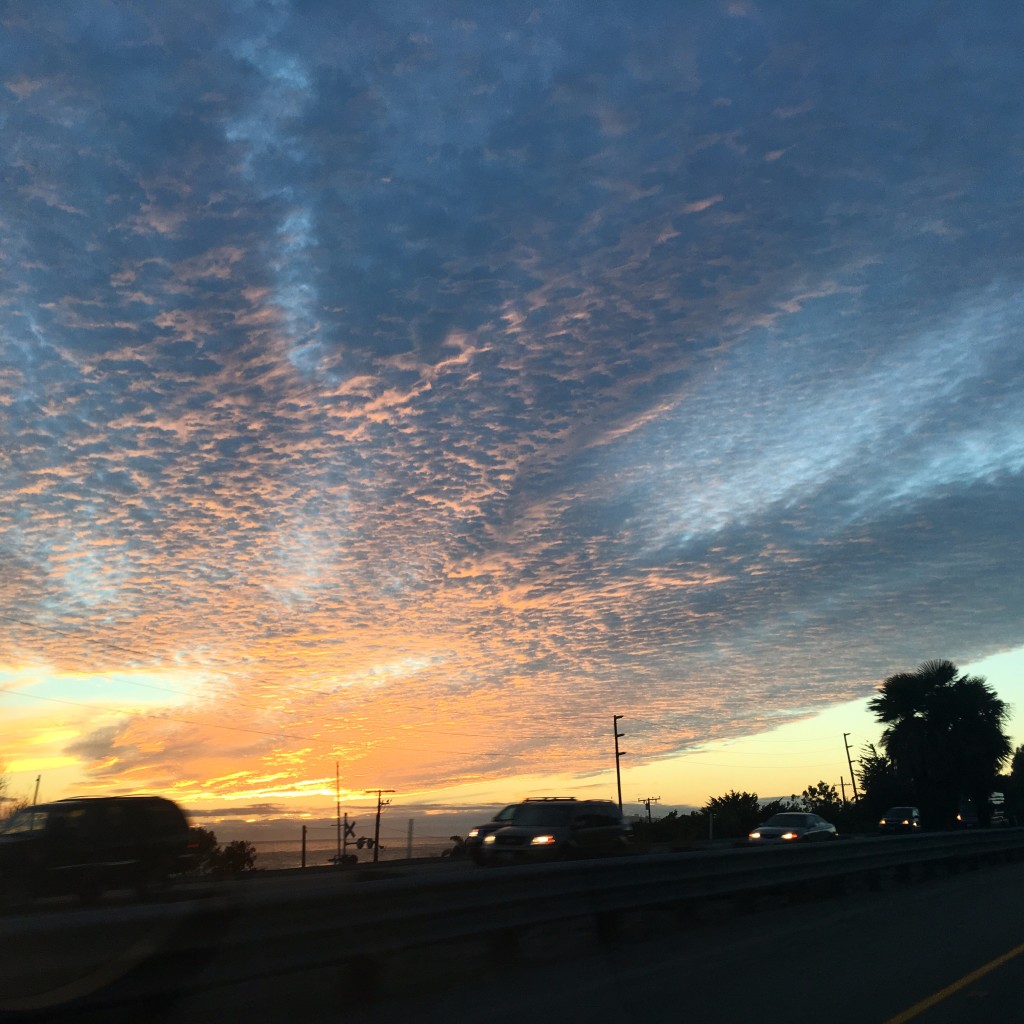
2, 1, 1024, 800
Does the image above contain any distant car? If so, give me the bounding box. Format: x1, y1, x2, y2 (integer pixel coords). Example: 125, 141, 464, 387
956, 793, 1009, 828
747, 812, 837, 844
465, 803, 517, 862
478, 798, 632, 864
955, 802, 978, 828
879, 806, 921, 834
0, 796, 194, 905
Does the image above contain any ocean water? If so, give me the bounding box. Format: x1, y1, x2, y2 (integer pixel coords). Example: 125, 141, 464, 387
248, 835, 459, 871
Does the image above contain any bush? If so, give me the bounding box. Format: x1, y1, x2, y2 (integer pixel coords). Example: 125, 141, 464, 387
189, 827, 257, 876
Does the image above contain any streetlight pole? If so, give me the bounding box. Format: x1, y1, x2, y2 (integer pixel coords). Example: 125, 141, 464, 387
613, 715, 626, 814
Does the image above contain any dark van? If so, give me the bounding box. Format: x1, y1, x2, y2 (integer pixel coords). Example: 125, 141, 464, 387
478, 797, 633, 864
0, 795, 194, 905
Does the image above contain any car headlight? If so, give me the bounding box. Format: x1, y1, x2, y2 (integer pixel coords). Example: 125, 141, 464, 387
879, 819, 885, 826
482, 834, 496, 844
467, 828, 480, 838
901, 819, 909, 825
748, 831, 761, 839
781, 832, 799, 840
530, 834, 557, 845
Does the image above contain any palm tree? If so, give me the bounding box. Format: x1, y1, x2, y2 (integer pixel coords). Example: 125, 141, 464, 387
868, 660, 1011, 827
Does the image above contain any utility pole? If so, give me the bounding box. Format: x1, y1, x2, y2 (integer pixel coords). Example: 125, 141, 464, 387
613, 715, 626, 814
840, 776, 848, 805
843, 733, 859, 800
335, 763, 342, 864
637, 795, 660, 826
366, 789, 394, 864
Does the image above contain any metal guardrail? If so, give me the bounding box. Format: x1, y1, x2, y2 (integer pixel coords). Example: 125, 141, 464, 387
4, 828, 1024, 1018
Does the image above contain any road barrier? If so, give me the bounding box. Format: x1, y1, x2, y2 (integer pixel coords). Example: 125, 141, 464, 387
4, 828, 1024, 1019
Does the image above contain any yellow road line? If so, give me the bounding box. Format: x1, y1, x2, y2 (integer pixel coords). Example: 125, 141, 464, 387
885, 941, 1024, 1024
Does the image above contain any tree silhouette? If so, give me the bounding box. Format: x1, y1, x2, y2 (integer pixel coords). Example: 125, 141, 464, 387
757, 798, 801, 821
868, 660, 1011, 826
188, 827, 257, 875
797, 781, 842, 820
1005, 745, 1024, 825
0, 764, 26, 826
856, 742, 911, 818
703, 790, 763, 838
218, 839, 257, 874
188, 827, 220, 872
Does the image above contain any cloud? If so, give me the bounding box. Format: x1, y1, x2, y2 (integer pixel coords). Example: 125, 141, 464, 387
2, 1, 1024, 806
186, 803, 284, 819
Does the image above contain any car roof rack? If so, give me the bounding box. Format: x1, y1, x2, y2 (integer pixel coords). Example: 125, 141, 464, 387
523, 796, 576, 801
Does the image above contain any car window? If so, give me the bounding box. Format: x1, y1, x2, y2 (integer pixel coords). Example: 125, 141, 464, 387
52, 806, 93, 836
765, 813, 808, 827
511, 803, 574, 827
1, 808, 49, 835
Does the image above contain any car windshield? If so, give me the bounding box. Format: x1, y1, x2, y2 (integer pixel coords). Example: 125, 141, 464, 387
1, 807, 49, 835
494, 804, 516, 822
764, 814, 811, 827
885, 807, 914, 817
511, 804, 574, 827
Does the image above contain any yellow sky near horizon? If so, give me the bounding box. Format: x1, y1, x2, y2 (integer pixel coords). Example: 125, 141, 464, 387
4, 648, 1022, 822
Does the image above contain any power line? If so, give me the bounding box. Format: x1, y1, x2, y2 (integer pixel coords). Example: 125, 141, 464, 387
676, 758, 840, 769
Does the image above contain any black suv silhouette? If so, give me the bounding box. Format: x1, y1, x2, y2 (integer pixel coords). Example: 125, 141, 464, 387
1, 795, 194, 905
478, 797, 632, 864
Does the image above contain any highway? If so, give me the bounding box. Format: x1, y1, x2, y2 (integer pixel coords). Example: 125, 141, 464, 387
3, 840, 1024, 1023
367, 859, 1024, 1024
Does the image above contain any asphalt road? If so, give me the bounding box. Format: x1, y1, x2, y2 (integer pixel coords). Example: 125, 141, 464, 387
4, 849, 1023, 1023
365, 859, 1024, 1024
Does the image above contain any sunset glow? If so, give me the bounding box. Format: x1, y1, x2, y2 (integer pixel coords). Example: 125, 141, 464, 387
3, 4, 1024, 837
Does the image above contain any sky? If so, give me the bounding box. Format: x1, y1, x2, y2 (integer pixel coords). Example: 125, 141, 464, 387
3, 1, 1024, 838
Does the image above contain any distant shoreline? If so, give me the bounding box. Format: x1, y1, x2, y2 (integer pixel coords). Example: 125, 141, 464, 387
248, 837, 459, 870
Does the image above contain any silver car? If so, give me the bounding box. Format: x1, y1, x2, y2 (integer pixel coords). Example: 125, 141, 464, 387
748, 812, 837, 844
